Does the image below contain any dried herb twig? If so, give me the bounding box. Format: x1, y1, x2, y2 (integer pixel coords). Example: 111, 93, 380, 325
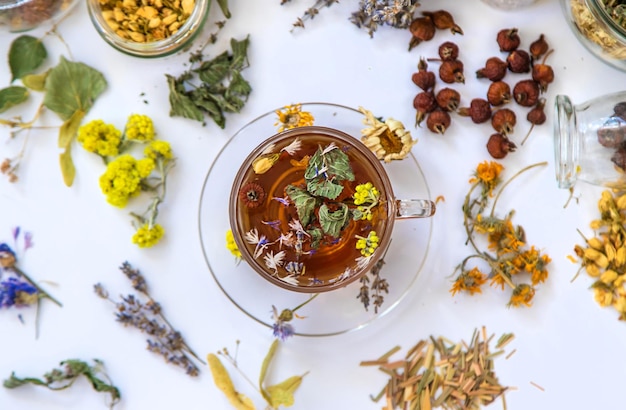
4, 359, 121, 409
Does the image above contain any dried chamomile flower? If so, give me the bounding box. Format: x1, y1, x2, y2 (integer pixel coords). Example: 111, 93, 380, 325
358, 106, 417, 162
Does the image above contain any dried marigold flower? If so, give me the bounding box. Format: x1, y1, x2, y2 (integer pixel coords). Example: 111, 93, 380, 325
359, 107, 417, 162
239, 182, 266, 208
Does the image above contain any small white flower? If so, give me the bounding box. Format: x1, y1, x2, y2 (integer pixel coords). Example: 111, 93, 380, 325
244, 228, 260, 244
281, 138, 302, 156
356, 256, 373, 270
260, 143, 276, 156
264, 250, 286, 273
321, 142, 338, 155
278, 232, 295, 248
245, 228, 269, 259
288, 219, 308, 236
278, 274, 300, 286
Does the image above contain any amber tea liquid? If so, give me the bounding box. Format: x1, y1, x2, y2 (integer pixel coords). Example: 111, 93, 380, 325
234, 132, 391, 288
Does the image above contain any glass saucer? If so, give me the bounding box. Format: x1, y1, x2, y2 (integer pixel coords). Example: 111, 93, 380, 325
198, 102, 433, 337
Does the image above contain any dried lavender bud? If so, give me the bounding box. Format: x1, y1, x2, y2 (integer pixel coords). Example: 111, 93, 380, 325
423, 10, 463, 34
426, 110, 451, 134
438, 41, 459, 61
614, 102, 626, 120
487, 133, 516, 159
476, 57, 508, 81
413, 91, 437, 126
409, 16, 436, 50
612, 146, 626, 171
487, 81, 511, 106
597, 116, 626, 148
507, 49, 531, 73
439, 59, 465, 84
458, 98, 492, 124
529, 34, 549, 61
513, 79, 540, 107
435, 87, 461, 111
412, 58, 436, 91
496, 28, 520, 52
491, 108, 517, 135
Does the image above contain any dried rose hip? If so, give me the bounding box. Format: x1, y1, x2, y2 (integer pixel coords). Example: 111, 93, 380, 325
426, 109, 451, 134
491, 108, 517, 135
413, 91, 437, 126
513, 79, 540, 107
438, 41, 459, 61
487, 133, 517, 159
521, 98, 547, 145
497, 28, 520, 52
436, 87, 461, 111
507, 49, 531, 73
423, 10, 463, 34
412, 58, 436, 91
439, 59, 465, 84
531, 49, 554, 92
458, 98, 492, 124
476, 57, 508, 82
409, 16, 436, 50
487, 81, 511, 106
529, 34, 549, 61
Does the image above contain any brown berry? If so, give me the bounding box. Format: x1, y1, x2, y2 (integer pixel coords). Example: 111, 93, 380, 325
239, 182, 266, 208
529, 34, 549, 61
409, 16, 436, 50
496, 28, 520, 52
507, 49, 531, 73
476, 57, 507, 81
491, 108, 517, 135
487, 81, 511, 106
439, 59, 465, 84
597, 116, 626, 148
413, 91, 437, 126
412, 58, 437, 91
426, 110, 451, 134
487, 133, 517, 159
435, 87, 461, 111
423, 10, 463, 34
438, 41, 459, 61
521, 98, 547, 145
513, 79, 540, 107
531, 49, 554, 92
458, 98, 492, 124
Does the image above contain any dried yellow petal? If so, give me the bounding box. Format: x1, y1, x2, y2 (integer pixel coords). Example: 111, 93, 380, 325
181, 0, 194, 15
207, 354, 256, 410
616, 247, 626, 267
586, 263, 600, 277
587, 237, 604, 250
584, 248, 609, 268
605, 242, 617, 262
601, 269, 618, 285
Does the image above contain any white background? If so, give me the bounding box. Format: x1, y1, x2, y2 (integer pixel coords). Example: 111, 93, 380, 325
1, 0, 625, 409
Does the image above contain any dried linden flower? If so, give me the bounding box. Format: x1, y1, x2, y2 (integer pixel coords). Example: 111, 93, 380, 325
358, 106, 417, 162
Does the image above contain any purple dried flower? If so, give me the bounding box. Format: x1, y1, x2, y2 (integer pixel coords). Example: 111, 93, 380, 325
0, 277, 38, 308
0, 243, 17, 269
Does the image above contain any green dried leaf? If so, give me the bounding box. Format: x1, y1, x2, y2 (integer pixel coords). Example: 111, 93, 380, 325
307, 177, 343, 200
304, 146, 354, 183
266, 375, 305, 408
197, 51, 231, 85
216, 0, 231, 18
43, 56, 107, 121
319, 203, 349, 238
60, 145, 76, 187
207, 354, 255, 410
285, 185, 317, 226
58, 109, 85, 149
307, 227, 323, 249
166, 74, 204, 122
3, 373, 46, 388
0, 86, 29, 113
21, 70, 48, 91
230, 36, 250, 71
228, 70, 252, 97
8, 35, 47, 82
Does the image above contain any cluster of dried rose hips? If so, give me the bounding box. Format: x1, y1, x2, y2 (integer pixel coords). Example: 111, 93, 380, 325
598, 102, 626, 172
408, 10, 463, 51
411, 28, 555, 159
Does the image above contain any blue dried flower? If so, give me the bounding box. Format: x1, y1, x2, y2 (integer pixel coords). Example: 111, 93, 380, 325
0, 277, 38, 308
271, 305, 295, 341
0, 243, 16, 267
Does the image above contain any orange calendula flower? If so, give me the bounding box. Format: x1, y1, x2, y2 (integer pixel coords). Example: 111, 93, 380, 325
274, 104, 315, 132
469, 161, 504, 195
508, 283, 535, 308
450, 267, 487, 296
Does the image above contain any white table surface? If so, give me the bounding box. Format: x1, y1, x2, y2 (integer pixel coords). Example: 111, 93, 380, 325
2, 0, 625, 409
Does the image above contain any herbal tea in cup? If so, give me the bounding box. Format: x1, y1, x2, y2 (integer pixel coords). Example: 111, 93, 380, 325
229, 126, 435, 293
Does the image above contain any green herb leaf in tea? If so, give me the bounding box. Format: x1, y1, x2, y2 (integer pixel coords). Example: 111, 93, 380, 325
285, 185, 317, 226
319, 203, 350, 237
307, 177, 343, 199
8, 35, 47, 82
304, 145, 354, 183
0, 86, 29, 113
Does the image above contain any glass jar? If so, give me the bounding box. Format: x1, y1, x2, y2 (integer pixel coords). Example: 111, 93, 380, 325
0, 0, 79, 32
560, 0, 626, 72
481, 0, 538, 10
554, 91, 626, 189
87, 0, 210, 58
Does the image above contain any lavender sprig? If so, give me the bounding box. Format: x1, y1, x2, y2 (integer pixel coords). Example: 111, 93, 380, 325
94, 262, 204, 377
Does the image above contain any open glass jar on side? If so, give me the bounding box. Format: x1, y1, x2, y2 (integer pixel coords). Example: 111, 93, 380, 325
0, 0, 78, 32
554, 91, 626, 189
561, 0, 626, 72
86, 0, 210, 58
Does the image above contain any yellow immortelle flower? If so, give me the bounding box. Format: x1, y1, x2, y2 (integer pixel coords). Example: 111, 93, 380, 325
99, 155, 155, 207
470, 161, 504, 196
274, 104, 315, 132
359, 106, 417, 163
145, 140, 174, 162
225, 229, 241, 259
450, 267, 487, 296
77, 119, 122, 157
356, 231, 379, 257
132, 224, 165, 248
125, 114, 155, 142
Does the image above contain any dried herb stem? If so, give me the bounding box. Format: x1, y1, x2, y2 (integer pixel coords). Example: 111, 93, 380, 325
11, 266, 62, 307
489, 161, 548, 218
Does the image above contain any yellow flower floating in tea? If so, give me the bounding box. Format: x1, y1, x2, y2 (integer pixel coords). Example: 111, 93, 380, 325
235, 137, 386, 287
572, 190, 626, 320
452, 160, 551, 308
359, 106, 417, 162
274, 103, 315, 133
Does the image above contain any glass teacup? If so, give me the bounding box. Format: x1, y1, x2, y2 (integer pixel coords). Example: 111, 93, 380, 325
229, 126, 435, 293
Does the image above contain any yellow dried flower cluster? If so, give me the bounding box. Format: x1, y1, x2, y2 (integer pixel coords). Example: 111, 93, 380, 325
274, 103, 315, 133
359, 106, 417, 163
77, 119, 122, 157
573, 190, 626, 319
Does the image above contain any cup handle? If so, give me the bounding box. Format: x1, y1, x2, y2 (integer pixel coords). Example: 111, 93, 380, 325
395, 199, 436, 218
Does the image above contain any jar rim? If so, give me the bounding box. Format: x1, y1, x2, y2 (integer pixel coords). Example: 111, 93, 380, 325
0, 0, 30, 11
587, 0, 626, 40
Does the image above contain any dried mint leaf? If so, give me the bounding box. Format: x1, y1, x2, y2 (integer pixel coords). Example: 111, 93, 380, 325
166, 74, 204, 122
305, 146, 354, 183
307, 227, 323, 249
8, 35, 47, 82
0, 86, 29, 113
43, 56, 107, 121
307, 177, 343, 200
319, 203, 350, 238
285, 185, 317, 227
